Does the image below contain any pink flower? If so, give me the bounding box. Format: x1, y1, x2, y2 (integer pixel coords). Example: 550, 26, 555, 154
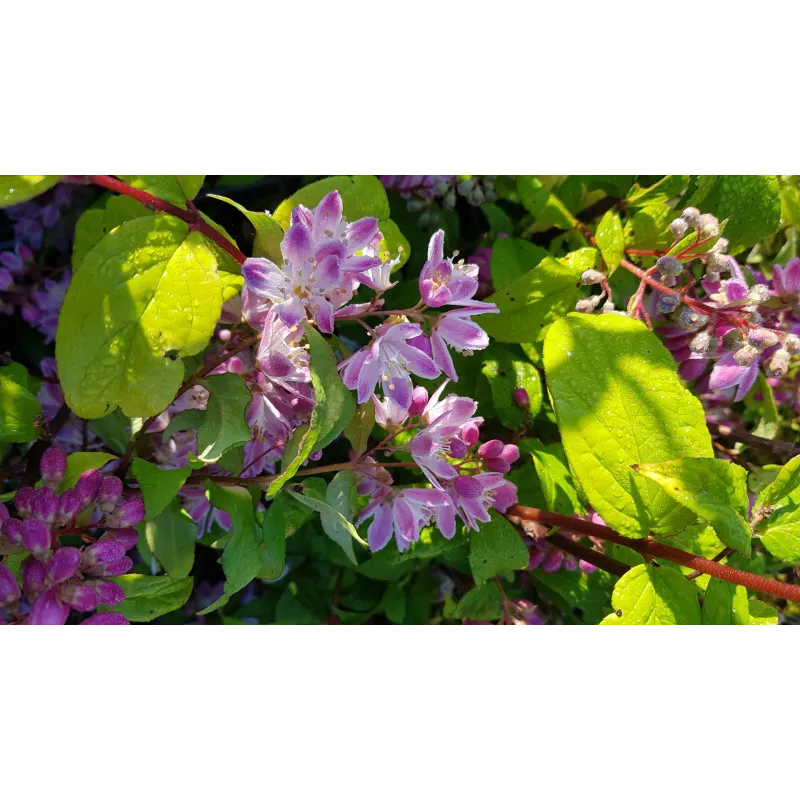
430, 304, 498, 381
445, 474, 517, 531
773, 258, 800, 300
419, 230, 480, 307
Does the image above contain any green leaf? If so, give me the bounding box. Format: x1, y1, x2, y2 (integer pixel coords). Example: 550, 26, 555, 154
636, 458, 751, 556
0, 175, 61, 207
480, 345, 542, 429
455, 583, 503, 621
481, 203, 514, 235
58, 452, 116, 490
162, 408, 206, 439
344, 401, 375, 456
755, 454, 800, 511
530, 569, 615, 624
117, 175, 205, 205
516, 176, 577, 229
759, 502, 800, 564
626, 176, 688, 208
544, 314, 713, 538
195, 373, 252, 463
0, 366, 42, 443
624, 202, 675, 252
208, 193, 285, 265
748, 597, 778, 625
524, 439, 584, 516
56, 215, 225, 418
469, 511, 529, 584
88, 410, 131, 455
141, 499, 196, 579
685, 175, 781, 254
600, 564, 701, 625
382, 583, 406, 624
99, 574, 193, 622
490, 238, 548, 287
702, 578, 748, 625
745, 372, 779, 440
596, 210, 624, 273
131, 459, 191, 521
259, 492, 314, 579
481, 249, 594, 345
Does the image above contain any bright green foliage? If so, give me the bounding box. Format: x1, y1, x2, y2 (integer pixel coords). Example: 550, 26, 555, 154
141, 499, 197, 579
759, 502, 800, 563
755, 454, 800, 511
455, 582, 503, 621
56, 216, 226, 418
274, 175, 410, 267
490, 237, 548, 286
524, 439, 584, 516
0, 365, 42, 443
0, 175, 61, 207
626, 176, 688, 207
57, 452, 116, 490
131, 459, 191, 521
260, 493, 315, 579
595, 210, 624, 272
601, 564, 701, 625
117, 175, 205, 205
748, 598, 778, 625
480, 344, 542, 428
530, 569, 616, 624
196, 373, 252, 463
468, 511, 529, 584
99, 574, 193, 622
702, 578, 749, 625
746, 373, 779, 440
636, 458, 751, 556
208, 193, 285, 264
624, 202, 674, 252
544, 314, 713, 538
162, 408, 205, 439
481, 249, 594, 345
516, 175, 577, 229
685, 174, 782, 254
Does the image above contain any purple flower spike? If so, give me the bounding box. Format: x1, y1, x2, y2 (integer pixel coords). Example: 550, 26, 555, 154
39, 447, 67, 488
45, 547, 81, 584
26, 588, 69, 625
14, 486, 35, 519
0, 563, 21, 607
59, 583, 100, 612
97, 476, 123, 513
75, 469, 102, 509
91, 579, 125, 606
105, 497, 144, 528
31, 487, 59, 526
3, 517, 25, 545
87, 557, 133, 578
21, 519, 52, 559
81, 540, 126, 568
56, 489, 81, 528
21, 556, 46, 596
80, 611, 129, 625
100, 527, 139, 551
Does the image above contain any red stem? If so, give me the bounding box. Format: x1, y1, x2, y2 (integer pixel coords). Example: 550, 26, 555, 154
507, 505, 800, 603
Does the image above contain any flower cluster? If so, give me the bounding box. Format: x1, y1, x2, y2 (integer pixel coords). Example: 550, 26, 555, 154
0, 448, 141, 624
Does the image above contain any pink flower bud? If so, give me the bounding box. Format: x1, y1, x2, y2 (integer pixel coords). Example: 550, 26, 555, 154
408, 387, 429, 416
541, 549, 564, 573
483, 457, 511, 474
477, 439, 505, 459
579, 560, 598, 574
105, 497, 144, 529
448, 437, 467, 459
56, 489, 81, 528
14, 486, 35, 518
0, 563, 21, 607
512, 388, 530, 409
80, 611, 129, 625
91, 579, 125, 606
460, 421, 481, 447
3, 517, 25, 545
26, 588, 69, 625
97, 476, 123, 513
100, 528, 138, 551
45, 547, 81, 584
81, 540, 125, 568
76, 469, 102, 509
21, 555, 46, 596
0, 504, 8, 523
500, 444, 520, 465
39, 447, 67, 488
88, 557, 133, 578
59, 582, 99, 612
21, 519, 52, 559
31, 487, 59, 526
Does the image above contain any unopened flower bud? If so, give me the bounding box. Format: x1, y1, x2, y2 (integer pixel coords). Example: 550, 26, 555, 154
88, 557, 133, 578
745, 309, 764, 326
14, 486, 35, 519
657, 294, 682, 315
105, 497, 144, 529
698, 214, 719, 238
669, 218, 689, 239
59, 583, 99, 612
80, 611, 129, 625
689, 330, 713, 354
3, 517, 25, 545
39, 447, 67, 488
56, 489, 81, 528
601, 300, 617, 314
501, 444, 520, 465
766, 349, 791, 378
97, 476, 123, 513
460, 421, 481, 447
21, 519, 52, 560
448, 437, 468, 459
26, 587, 69, 625
707, 251, 730, 273
575, 298, 597, 313
722, 330, 744, 351
100, 527, 138, 551
734, 344, 760, 366
747, 328, 779, 350
656, 256, 683, 277
748, 284, 771, 305
81, 540, 126, 568
783, 334, 800, 354
21, 556, 46, 597
580, 269, 605, 286
678, 308, 709, 332
484, 458, 511, 473
512, 388, 530, 409
31, 487, 58, 526
0, 563, 21, 607
711, 237, 729, 254
45, 547, 81, 584
408, 387, 429, 416
478, 440, 505, 460
76, 469, 102, 509
681, 207, 701, 228
91, 579, 125, 606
